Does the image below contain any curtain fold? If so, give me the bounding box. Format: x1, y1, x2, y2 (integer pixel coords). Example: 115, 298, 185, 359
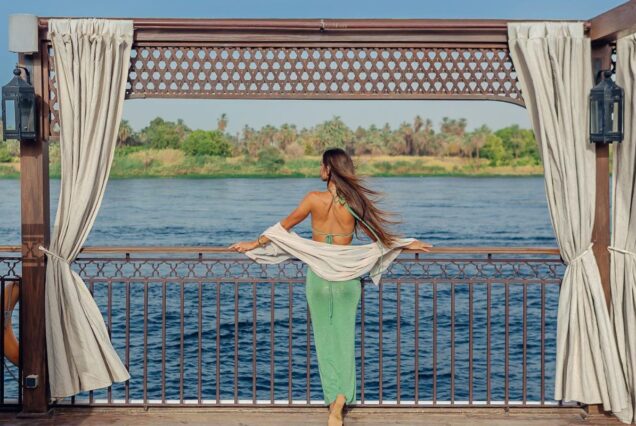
508, 22, 631, 422
610, 32, 636, 424
39, 18, 133, 399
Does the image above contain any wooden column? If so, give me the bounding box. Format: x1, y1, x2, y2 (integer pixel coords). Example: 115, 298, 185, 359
591, 43, 613, 309
17, 48, 50, 415
587, 42, 613, 418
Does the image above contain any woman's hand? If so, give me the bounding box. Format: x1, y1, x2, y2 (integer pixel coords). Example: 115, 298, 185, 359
405, 239, 433, 252
229, 240, 260, 253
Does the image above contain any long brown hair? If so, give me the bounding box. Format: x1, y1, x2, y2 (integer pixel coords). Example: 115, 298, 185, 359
322, 148, 403, 247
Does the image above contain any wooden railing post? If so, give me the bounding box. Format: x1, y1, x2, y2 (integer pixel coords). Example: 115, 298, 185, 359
17, 48, 50, 416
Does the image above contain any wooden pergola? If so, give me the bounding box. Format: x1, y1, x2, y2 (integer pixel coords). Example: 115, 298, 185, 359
13, 0, 636, 416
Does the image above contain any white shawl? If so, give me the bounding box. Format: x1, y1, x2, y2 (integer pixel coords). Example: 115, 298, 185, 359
244, 222, 416, 286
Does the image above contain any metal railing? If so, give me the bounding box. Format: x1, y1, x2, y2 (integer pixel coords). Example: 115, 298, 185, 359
0, 251, 22, 408
0, 246, 576, 409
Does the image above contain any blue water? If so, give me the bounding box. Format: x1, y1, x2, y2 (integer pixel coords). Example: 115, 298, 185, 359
0, 177, 561, 404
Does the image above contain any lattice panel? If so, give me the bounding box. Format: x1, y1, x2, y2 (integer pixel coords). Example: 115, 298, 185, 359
47, 46, 523, 136
47, 47, 60, 136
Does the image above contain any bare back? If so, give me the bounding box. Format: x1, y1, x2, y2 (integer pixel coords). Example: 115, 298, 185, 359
310, 191, 356, 245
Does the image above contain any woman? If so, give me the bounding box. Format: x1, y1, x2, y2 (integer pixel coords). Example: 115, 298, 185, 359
230, 148, 432, 426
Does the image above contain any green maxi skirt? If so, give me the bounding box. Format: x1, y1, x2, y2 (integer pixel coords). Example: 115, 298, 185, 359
305, 266, 361, 406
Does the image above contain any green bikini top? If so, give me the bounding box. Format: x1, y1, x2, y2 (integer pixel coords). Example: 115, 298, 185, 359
313, 192, 386, 281
312, 193, 382, 246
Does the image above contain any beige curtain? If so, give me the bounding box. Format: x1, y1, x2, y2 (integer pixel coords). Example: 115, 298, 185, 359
508, 22, 631, 422
38, 19, 133, 400
610, 32, 636, 424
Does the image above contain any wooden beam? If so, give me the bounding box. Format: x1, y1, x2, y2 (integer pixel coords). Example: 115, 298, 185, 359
591, 43, 613, 311
590, 0, 636, 42
36, 17, 591, 46
17, 45, 50, 416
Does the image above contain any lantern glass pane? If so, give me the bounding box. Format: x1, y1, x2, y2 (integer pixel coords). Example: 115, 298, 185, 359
590, 98, 602, 134
612, 100, 620, 133
5, 99, 16, 131
19, 96, 34, 133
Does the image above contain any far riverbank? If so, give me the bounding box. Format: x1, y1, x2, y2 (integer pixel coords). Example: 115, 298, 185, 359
0, 151, 544, 179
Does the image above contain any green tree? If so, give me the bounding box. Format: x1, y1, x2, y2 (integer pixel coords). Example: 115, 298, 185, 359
117, 120, 140, 147
355, 125, 390, 155
140, 117, 190, 149
257, 146, 285, 172
0, 147, 12, 162
0, 122, 19, 161
278, 123, 297, 152
414, 118, 436, 155
396, 115, 426, 156
465, 125, 492, 160
495, 125, 538, 163
481, 134, 510, 166
437, 117, 467, 157
313, 116, 353, 153
181, 130, 232, 157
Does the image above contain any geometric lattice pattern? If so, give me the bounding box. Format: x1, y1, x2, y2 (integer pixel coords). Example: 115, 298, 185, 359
47, 45, 523, 136
71, 252, 561, 283
126, 47, 523, 100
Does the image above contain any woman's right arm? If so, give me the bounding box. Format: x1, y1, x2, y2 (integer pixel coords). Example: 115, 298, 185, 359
279, 192, 314, 231
229, 192, 314, 253
255, 192, 314, 246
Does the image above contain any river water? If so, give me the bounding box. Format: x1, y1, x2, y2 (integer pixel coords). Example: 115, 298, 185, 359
0, 176, 561, 404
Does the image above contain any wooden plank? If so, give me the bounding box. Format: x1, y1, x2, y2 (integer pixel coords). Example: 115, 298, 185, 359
0, 406, 615, 426
590, 0, 636, 42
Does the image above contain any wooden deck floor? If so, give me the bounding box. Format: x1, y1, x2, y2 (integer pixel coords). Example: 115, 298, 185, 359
0, 407, 623, 425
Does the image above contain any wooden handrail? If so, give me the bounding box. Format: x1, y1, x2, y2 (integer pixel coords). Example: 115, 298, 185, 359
0, 245, 561, 255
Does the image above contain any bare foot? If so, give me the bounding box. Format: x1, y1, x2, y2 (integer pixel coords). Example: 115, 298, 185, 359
328, 394, 346, 426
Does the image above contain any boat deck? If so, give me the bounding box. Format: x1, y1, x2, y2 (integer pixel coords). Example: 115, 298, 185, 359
0, 407, 622, 425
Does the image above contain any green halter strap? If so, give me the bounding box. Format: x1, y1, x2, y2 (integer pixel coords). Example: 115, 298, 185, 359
334, 194, 385, 280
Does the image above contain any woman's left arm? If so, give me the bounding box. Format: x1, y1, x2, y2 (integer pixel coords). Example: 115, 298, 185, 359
229, 192, 314, 253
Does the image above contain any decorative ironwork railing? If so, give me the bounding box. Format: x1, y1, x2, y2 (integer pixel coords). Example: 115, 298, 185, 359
0, 252, 21, 408
0, 246, 576, 408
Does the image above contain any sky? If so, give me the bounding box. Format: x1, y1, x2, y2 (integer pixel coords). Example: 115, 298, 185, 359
1, 0, 625, 134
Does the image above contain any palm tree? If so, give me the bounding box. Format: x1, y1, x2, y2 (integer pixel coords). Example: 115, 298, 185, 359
277, 123, 297, 151
217, 113, 228, 132
467, 125, 491, 160
117, 120, 133, 148
397, 122, 413, 155
414, 117, 435, 155
399, 116, 425, 156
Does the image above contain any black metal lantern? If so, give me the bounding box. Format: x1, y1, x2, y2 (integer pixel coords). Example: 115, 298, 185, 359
2, 66, 37, 141
589, 69, 624, 144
